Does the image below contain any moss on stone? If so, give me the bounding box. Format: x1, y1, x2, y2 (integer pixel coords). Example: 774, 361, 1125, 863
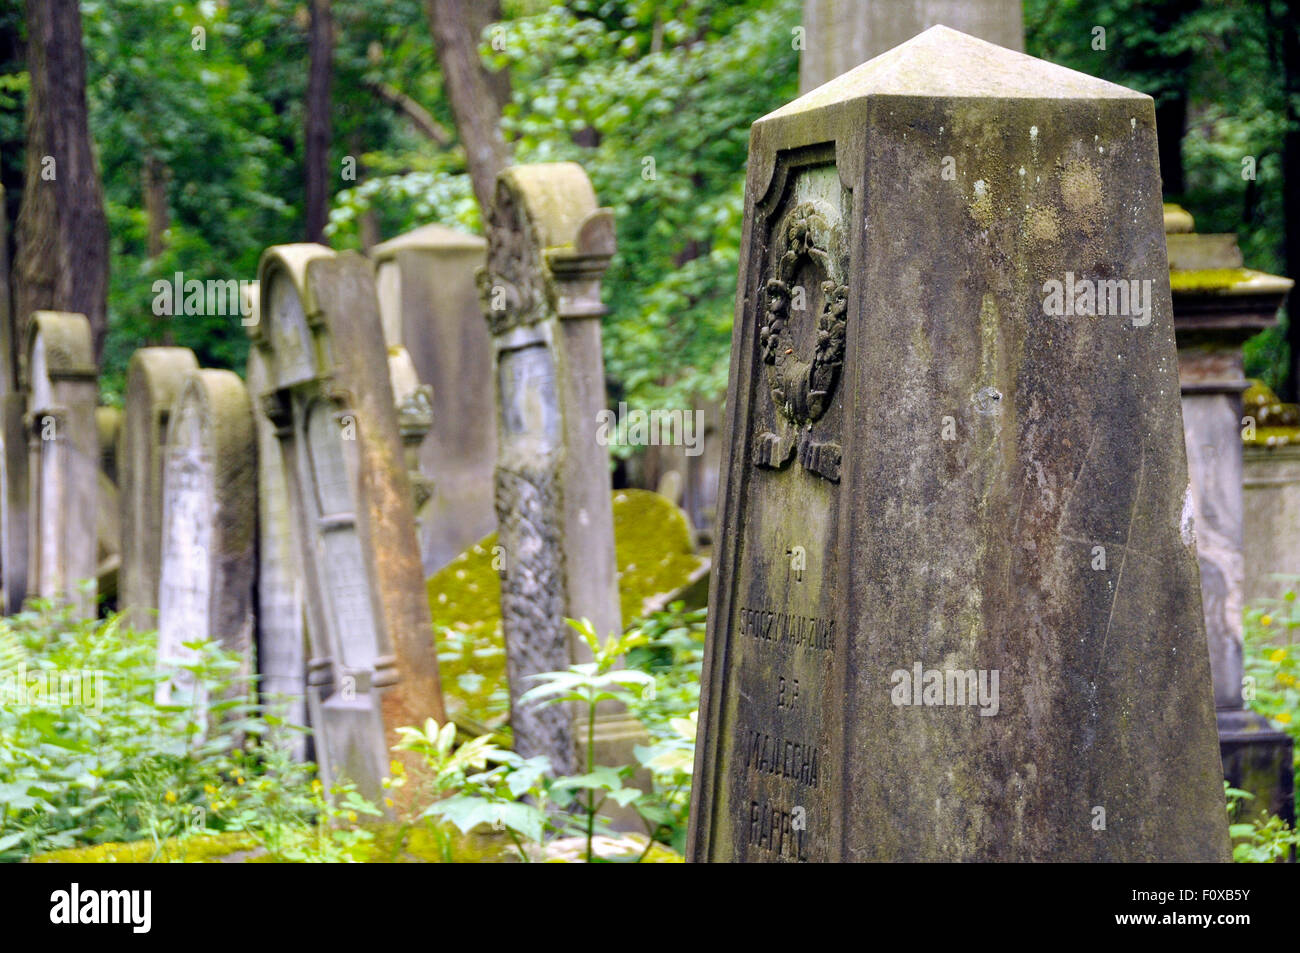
28, 825, 512, 864
426, 489, 706, 730
1242, 380, 1300, 444
1169, 268, 1259, 293
31, 832, 260, 863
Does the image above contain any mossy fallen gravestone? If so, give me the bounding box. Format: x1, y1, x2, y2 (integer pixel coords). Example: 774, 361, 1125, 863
429, 488, 706, 734
251, 246, 444, 803
155, 370, 255, 705
688, 27, 1230, 862
119, 347, 198, 630
24, 311, 98, 617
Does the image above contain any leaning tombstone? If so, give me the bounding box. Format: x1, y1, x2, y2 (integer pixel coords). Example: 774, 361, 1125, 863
373, 225, 495, 574
24, 311, 98, 617
478, 162, 644, 777
154, 369, 256, 706
245, 284, 309, 761
95, 406, 123, 606
0, 181, 24, 614
251, 245, 444, 802
119, 347, 198, 630
688, 27, 1230, 862
1, 390, 28, 613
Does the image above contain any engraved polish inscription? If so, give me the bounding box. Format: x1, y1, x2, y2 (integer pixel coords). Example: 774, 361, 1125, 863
716, 161, 848, 862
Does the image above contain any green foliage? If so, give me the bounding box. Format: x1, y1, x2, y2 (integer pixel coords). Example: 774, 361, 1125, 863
487, 0, 801, 412
0, 603, 268, 859
396, 613, 700, 862
1025, 0, 1293, 391
1226, 783, 1299, 862
1229, 594, 1300, 862
1243, 596, 1299, 782
623, 604, 706, 853
0, 601, 398, 863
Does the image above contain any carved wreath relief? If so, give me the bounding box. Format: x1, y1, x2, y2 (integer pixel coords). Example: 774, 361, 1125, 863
754, 199, 848, 483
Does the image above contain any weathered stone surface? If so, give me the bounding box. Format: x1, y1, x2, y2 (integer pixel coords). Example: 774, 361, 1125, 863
477, 162, 625, 774
251, 245, 444, 803
119, 347, 198, 630
95, 407, 123, 605
246, 315, 309, 761
1179, 353, 1248, 710
689, 27, 1229, 862
96, 406, 122, 484
799, 0, 1023, 92
155, 369, 256, 705
1, 391, 28, 613
24, 311, 98, 617
386, 346, 435, 525
373, 226, 495, 574
1169, 204, 1295, 833
96, 469, 120, 607
1244, 443, 1300, 604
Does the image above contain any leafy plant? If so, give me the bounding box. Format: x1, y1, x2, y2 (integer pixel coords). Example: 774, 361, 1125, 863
1226, 783, 1299, 862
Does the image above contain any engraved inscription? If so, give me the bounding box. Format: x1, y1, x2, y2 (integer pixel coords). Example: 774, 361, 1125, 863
737, 605, 835, 654
747, 800, 808, 861
743, 728, 821, 787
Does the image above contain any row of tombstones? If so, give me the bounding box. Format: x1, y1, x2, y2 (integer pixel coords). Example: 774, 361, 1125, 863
0, 162, 640, 804
5, 27, 1297, 860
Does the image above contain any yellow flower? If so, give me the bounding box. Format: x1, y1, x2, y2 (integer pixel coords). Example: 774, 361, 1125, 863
203, 784, 216, 796
236, 777, 244, 786
164, 790, 177, 804
1270, 649, 1288, 663
389, 760, 405, 776
311, 779, 323, 793
1276, 712, 1292, 724
1279, 673, 1296, 687
384, 798, 394, 809
347, 811, 358, 823
1261, 615, 1274, 627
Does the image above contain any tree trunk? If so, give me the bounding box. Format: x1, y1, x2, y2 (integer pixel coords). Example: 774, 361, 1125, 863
426, 0, 511, 213
305, 0, 333, 244
13, 0, 109, 366
142, 153, 170, 260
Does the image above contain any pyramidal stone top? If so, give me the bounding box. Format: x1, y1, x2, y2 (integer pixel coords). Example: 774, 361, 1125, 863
765, 25, 1146, 121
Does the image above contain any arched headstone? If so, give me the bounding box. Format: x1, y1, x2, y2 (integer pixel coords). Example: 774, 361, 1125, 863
477, 162, 640, 776
24, 311, 98, 617
246, 280, 309, 761
250, 245, 443, 801
155, 369, 255, 705
119, 347, 198, 629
